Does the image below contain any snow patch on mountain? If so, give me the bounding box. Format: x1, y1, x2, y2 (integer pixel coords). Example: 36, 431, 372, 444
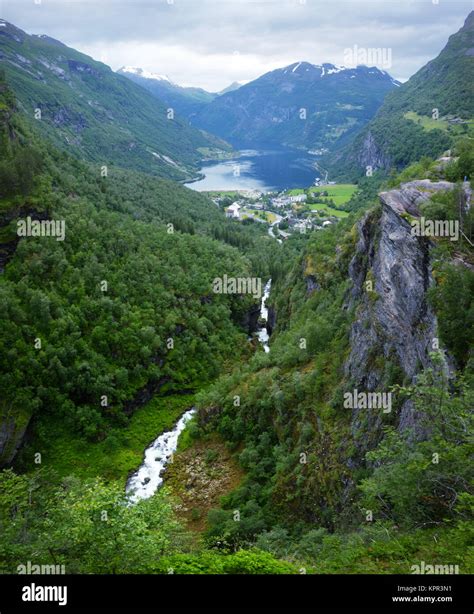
325, 64, 346, 75
280, 62, 396, 81
120, 66, 171, 82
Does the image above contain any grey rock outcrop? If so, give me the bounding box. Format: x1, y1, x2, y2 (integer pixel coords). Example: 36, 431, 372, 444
305, 274, 320, 295
344, 180, 466, 452
357, 130, 392, 173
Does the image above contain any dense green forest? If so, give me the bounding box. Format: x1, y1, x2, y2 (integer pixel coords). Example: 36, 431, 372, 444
189, 147, 474, 571
0, 72, 274, 459
0, 70, 300, 574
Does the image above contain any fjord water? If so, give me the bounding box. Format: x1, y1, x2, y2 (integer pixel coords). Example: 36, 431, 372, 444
186, 149, 320, 191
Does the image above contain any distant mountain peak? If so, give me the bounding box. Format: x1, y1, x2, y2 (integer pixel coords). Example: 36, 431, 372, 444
118, 65, 217, 116
283, 61, 315, 73
0, 20, 66, 49
463, 9, 474, 29
219, 81, 243, 95
118, 66, 171, 83
0, 19, 26, 42
279, 61, 398, 82
193, 59, 400, 151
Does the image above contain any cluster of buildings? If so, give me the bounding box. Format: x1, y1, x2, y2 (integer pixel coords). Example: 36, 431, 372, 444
222, 189, 335, 236
281, 213, 333, 234
271, 193, 307, 208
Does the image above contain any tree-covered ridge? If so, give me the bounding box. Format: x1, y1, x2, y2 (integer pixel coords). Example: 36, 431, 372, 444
0, 19, 473, 578
0, 21, 230, 181
0, 74, 271, 465
377, 11, 474, 121
0, 71, 43, 204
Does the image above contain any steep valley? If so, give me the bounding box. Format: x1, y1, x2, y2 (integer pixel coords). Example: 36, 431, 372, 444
0, 10, 473, 585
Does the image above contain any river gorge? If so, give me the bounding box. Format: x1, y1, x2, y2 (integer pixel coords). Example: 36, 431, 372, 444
126, 279, 273, 502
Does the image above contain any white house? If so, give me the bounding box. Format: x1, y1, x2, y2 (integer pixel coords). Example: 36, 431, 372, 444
225, 203, 241, 219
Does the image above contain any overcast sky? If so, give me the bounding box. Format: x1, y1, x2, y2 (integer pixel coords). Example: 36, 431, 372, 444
1, 0, 472, 91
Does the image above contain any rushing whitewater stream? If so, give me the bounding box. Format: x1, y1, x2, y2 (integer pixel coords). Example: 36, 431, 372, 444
256, 279, 272, 353
127, 280, 272, 502
126, 408, 196, 502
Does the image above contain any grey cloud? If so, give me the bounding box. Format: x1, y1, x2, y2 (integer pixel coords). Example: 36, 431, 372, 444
2, 0, 472, 90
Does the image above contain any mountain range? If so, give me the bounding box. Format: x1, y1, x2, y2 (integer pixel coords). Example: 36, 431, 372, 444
2, 14, 472, 183
0, 17, 405, 179
190, 62, 400, 150
0, 20, 230, 181
118, 14, 473, 179
0, 9, 472, 583
117, 68, 246, 119
117, 62, 401, 155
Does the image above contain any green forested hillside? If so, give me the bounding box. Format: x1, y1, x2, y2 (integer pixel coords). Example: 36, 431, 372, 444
327, 11, 474, 180
0, 72, 274, 467
0, 21, 230, 181
0, 67, 302, 575
190, 150, 474, 571
117, 67, 217, 118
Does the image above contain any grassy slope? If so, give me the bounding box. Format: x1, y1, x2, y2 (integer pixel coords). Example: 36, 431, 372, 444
404, 111, 474, 136
287, 184, 356, 205
308, 204, 350, 218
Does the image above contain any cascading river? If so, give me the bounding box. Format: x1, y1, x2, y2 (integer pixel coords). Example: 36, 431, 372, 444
126, 279, 272, 502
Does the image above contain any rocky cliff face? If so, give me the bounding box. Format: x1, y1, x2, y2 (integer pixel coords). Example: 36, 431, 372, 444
0, 207, 50, 273
344, 180, 466, 453
356, 130, 392, 174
